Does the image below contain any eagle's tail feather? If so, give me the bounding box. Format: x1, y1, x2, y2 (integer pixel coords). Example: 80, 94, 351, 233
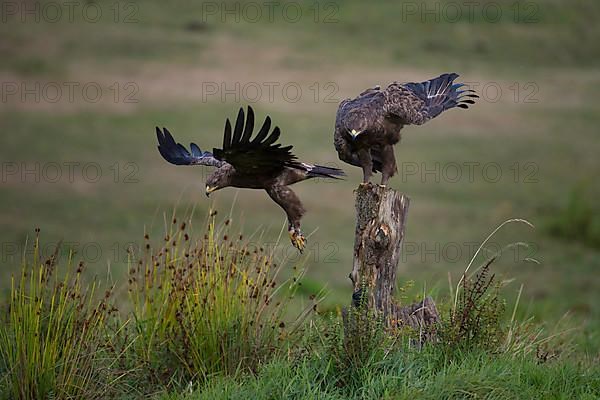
404, 73, 478, 118
305, 164, 346, 180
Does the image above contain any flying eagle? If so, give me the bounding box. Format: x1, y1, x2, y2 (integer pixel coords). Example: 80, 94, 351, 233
334, 73, 478, 185
156, 106, 344, 252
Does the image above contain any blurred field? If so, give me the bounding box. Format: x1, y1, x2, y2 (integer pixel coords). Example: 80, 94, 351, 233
1, 0, 599, 355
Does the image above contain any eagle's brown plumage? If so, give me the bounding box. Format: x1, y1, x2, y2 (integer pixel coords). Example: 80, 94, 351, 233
334, 73, 478, 184
156, 106, 344, 251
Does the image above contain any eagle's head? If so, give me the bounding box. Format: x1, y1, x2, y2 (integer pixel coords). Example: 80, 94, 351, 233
344, 113, 368, 141
205, 165, 234, 197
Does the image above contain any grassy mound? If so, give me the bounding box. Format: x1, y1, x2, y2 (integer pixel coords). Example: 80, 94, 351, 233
1, 215, 598, 399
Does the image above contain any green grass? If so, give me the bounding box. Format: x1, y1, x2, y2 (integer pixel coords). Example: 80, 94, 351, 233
0, 236, 118, 399
123, 214, 315, 389
2, 0, 600, 74
545, 184, 600, 249
0, 214, 315, 398
160, 351, 600, 400
2, 216, 598, 399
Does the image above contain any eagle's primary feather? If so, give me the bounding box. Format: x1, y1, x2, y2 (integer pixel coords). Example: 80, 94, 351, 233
334, 73, 478, 184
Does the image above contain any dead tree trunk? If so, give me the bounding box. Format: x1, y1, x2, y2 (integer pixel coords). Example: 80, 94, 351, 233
347, 183, 440, 338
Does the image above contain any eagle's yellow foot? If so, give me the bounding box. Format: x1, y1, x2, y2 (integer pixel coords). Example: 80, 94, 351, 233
288, 229, 306, 253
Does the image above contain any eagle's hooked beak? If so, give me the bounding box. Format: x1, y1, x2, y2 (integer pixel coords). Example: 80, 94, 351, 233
205, 185, 217, 197
350, 129, 363, 141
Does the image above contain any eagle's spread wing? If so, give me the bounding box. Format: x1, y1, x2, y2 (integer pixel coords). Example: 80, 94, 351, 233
213, 106, 299, 174
156, 127, 223, 167
384, 73, 478, 125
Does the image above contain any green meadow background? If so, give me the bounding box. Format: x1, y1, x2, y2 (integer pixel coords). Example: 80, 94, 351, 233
1, 0, 599, 355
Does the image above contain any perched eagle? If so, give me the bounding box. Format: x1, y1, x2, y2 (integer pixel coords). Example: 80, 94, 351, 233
156, 106, 344, 252
334, 73, 478, 185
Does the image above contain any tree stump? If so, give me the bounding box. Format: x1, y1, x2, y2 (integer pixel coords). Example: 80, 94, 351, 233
347, 183, 440, 339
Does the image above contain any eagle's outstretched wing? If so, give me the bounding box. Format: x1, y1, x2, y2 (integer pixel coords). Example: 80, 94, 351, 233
384, 73, 478, 125
156, 127, 223, 167
213, 106, 299, 174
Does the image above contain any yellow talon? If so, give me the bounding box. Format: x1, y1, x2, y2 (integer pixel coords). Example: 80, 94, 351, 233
289, 230, 306, 253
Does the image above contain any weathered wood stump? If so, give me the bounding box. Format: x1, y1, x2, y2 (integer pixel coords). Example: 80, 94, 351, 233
346, 183, 440, 340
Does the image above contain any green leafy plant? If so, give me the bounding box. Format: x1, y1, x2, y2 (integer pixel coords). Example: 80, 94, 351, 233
440, 257, 506, 351
440, 219, 571, 359
310, 284, 403, 391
